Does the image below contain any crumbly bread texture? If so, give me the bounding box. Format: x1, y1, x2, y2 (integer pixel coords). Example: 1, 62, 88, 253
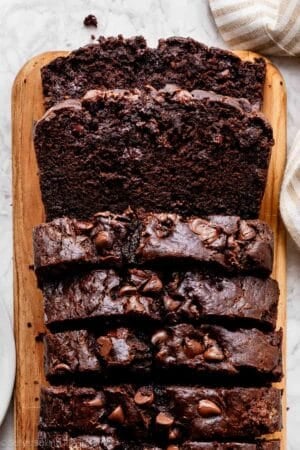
34, 86, 273, 220
41, 36, 266, 110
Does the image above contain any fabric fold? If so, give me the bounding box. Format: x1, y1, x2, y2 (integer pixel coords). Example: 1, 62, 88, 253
209, 0, 300, 56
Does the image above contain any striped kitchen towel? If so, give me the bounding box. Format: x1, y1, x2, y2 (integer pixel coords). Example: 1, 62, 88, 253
210, 0, 300, 248
280, 132, 300, 246
209, 0, 300, 56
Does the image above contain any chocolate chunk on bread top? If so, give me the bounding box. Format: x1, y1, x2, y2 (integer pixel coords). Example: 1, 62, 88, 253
39, 385, 281, 439
44, 324, 282, 382
34, 86, 273, 220
37, 431, 280, 450
41, 36, 266, 110
33, 212, 274, 279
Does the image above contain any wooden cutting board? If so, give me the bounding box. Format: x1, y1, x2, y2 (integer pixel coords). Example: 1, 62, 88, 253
12, 51, 287, 450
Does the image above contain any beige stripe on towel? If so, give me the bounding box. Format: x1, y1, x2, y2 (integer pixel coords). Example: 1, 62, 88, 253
209, 0, 300, 56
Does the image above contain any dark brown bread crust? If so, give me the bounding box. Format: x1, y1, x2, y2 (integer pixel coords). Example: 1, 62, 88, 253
39, 385, 281, 440
37, 430, 280, 449
42, 269, 279, 331
41, 36, 266, 110
44, 325, 282, 382
33, 212, 274, 279
34, 85, 273, 220
38, 430, 120, 449
184, 442, 280, 450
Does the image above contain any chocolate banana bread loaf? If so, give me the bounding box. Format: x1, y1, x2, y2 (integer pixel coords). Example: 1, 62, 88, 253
39, 385, 281, 439
42, 269, 279, 331
38, 431, 280, 450
41, 36, 266, 110
44, 325, 282, 382
33, 212, 274, 279
34, 86, 273, 220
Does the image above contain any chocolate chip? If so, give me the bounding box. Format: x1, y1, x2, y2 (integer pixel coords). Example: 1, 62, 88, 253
72, 124, 85, 134
97, 336, 112, 357
174, 89, 192, 103
108, 405, 125, 423
168, 272, 181, 289
158, 213, 173, 222
134, 389, 154, 406
125, 295, 145, 313
75, 220, 94, 232
155, 228, 169, 238
167, 446, 180, 450
213, 134, 223, 144
53, 363, 71, 372
119, 285, 137, 296
156, 412, 174, 426
94, 211, 111, 218
203, 345, 224, 362
151, 330, 168, 345
189, 219, 218, 244
95, 423, 111, 433
83, 14, 98, 27
129, 269, 151, 287
239, 220, 256, 240
163, 296, 181, 312
220, 69, 230, 77
94, 231, 112, 250
154, 214, 176, 238
197, 399, 221, 417
156, 348, 176, 364
142, 275, 163, 293
227, 235, 239, 250
184, 338, 204, 357
208, 234, 227, 250
168, 427, 181, 440
85, 396, 104, 407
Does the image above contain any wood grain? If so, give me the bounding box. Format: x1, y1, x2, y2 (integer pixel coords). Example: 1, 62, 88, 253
12, 51, 286, 450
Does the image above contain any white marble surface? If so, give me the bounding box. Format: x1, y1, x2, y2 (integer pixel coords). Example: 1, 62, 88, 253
0, 0, 299, 448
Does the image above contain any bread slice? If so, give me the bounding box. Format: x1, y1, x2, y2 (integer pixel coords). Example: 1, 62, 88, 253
41, 36, 266, 110
41, 268, 278, 331
33, 212, 274, 279
44, 324, 282, 383
34, 86, 273, 220
39, 385, 281, 439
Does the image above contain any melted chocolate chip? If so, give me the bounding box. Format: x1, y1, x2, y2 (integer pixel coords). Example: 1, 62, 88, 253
197, 399, 222, 417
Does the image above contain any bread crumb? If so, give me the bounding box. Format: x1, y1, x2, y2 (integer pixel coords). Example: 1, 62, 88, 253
84, 14, 98, 28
